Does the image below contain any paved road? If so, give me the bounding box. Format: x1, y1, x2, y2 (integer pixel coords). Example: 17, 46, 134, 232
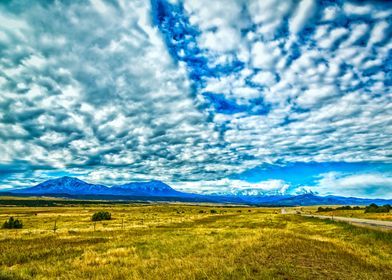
302, 214, 392, 230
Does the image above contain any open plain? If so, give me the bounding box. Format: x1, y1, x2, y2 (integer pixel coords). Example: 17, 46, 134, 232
0, 201, 391, 280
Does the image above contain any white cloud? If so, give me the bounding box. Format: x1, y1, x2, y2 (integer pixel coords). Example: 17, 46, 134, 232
369, 21, 389, 46
296, 85, 338, 108
315, 173, 392, 199
251, 41, 281, 69
173, 178, 289, 195
289, 0, 316, 35
198, 27, 240, 52
248, 0, 292, 39
317, 27, 348, 49
343, 3, 372, 16
251, 71, 277, 86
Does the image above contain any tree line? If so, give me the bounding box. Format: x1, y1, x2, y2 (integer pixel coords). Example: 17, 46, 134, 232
317, 204, 391, 213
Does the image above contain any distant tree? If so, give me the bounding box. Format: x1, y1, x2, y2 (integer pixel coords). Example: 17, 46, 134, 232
365, 203, 378, 213
210, 209, 217, 214
364, 204, 390, 213
92, 211, 111, 221
336, 206, 352, 210
317, 207, 334, 212
199, 210, 205, 214
2, 217, 23, 229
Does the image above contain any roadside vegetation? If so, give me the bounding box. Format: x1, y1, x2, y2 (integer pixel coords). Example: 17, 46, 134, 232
317, 205, 362, 212
0, 201, 391, 279
365, 203, 391, 213
314, 204, 392, 221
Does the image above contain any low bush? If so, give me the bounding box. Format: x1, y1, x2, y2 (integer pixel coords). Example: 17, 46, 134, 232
92, 211, 111, 221
365, 203, 391, 213
317, 207, 334, 212
336, 206, 352, 210
2, 217, 23, 229
317, 205, 363, 212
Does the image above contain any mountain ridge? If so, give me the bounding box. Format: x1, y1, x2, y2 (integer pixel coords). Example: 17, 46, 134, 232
11, 176, 187, 197
5, 176, 392, 206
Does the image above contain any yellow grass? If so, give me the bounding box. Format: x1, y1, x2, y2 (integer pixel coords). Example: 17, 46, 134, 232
0, 203, 391, 279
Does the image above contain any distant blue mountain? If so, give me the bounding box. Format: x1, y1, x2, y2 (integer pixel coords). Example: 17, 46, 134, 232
110, 180, 184, 196
6, 176, 392, 206
11, 176, 188, 197
254, 193, 392, 206
11, 177, 109, 195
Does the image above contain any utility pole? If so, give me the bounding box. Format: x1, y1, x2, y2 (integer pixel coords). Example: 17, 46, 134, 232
53, 220, 57, 233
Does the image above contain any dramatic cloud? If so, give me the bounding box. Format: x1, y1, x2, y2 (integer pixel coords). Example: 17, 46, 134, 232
0, 0, 391, 197
174, 178, 289, 196
314, 173, 392, 199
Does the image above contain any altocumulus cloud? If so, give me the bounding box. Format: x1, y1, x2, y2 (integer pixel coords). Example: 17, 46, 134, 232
0, 0, 392, 197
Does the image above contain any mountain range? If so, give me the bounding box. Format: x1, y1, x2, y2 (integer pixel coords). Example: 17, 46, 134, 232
11, 176, 184, 197
3, 176, 392, 206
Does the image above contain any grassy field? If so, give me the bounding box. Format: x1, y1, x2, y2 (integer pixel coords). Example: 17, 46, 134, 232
0, 203, 391, 280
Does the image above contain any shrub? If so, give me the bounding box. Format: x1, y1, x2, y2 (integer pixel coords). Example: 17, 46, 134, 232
199, 210, 205, 214
92, 211, 111, 221
317, 206, 362, 212
210, 209, 217, 214
2, 217, 23, 229
336, 206, 352, 210
364, 204, 391, 213
317, 207, 333, 212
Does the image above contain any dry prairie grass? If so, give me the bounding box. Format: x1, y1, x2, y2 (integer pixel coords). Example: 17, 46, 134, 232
0, 203, 391, 279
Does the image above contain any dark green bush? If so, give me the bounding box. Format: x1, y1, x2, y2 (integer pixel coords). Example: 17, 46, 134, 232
2, 217, 23, 229
92, 211, 111, 221
317, 205, 363, 212
364, 204, 391, 213
317, 207, 334, 212
337, 206, 352, 210
210, 209, 217, 214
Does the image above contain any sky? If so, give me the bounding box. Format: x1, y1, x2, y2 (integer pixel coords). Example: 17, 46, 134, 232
0, 0, 391, 198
